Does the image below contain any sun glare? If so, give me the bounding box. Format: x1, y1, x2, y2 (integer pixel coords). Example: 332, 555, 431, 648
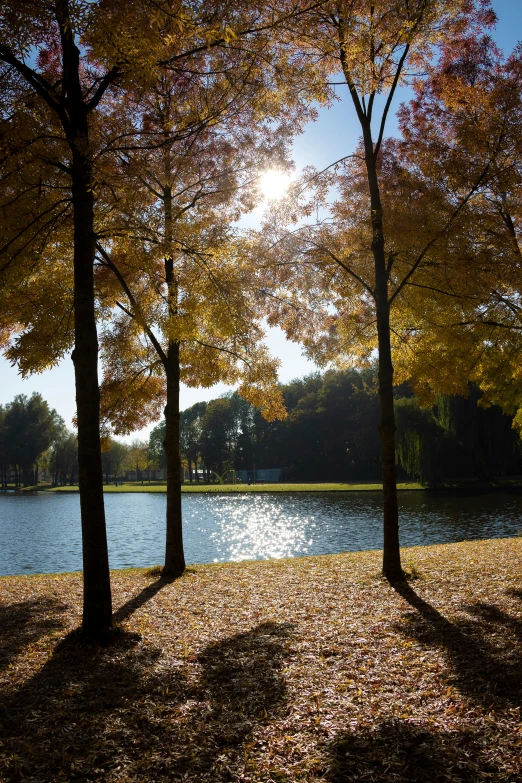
259, 170, 292, 200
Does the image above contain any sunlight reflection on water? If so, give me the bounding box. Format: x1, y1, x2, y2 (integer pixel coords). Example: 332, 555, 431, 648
207, 495, 316, 561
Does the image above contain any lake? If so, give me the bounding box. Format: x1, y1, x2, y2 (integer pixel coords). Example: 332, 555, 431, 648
1, 489, 522, 576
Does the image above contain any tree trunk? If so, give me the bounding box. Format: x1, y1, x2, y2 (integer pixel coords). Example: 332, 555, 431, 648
376, 295, 402, 579
161, 177, 185, 577
62, 9, 112, 634
71, 155, 112, 632
364, 142, 403, 580
163, 342, 186, 577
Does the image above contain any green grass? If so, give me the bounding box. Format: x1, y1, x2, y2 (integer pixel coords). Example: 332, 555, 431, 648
39, 480, 425, 493
7, 477, 522, 494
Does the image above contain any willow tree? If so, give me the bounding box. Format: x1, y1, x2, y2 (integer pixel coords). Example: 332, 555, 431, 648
258, 0, 497, 579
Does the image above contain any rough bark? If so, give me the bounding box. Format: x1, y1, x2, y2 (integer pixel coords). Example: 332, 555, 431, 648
376, 295, 402, 579
339, 25, 404, 580
364, 137, 403, 580
163, 342, 186, 577
162, 183, 186, 577
61, 4, 112, 633
70, 151, 112, 633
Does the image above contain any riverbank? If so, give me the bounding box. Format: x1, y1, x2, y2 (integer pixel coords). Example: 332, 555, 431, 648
1, 537, 521, 782
6, 480, 423, 493
51, 480, 425, 492
8, 478, 522, 493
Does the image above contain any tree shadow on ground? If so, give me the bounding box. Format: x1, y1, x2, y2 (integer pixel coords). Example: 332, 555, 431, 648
198, 622, 292, 751
0, 620, 293, 782
322, 585, 522, 783
390, 580, 522, 708
0, 598, 67, 672
327, 718, 516, 783
112, 575, 173, 623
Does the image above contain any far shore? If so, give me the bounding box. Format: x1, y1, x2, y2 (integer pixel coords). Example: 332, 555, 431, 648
3, 478, 522, 494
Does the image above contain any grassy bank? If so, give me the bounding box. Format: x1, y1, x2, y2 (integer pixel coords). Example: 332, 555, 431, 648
13, 480, 453, 493
1, 538, 521, 782
9, 479, 522, 493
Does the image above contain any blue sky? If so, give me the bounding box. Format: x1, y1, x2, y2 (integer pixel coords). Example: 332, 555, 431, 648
1, 0, 521, 440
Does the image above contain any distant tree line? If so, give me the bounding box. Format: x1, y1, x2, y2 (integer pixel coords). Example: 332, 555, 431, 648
146, 370, 522, 486
100, 439, 159, 485
0, 393, 76, 487
395, 390, 522, 485
0, 392, 163, 488
4, 374, 520, 490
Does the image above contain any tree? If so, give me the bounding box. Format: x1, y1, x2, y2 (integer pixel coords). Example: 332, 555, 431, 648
0, 0, 133, 633
179, 402, 208, 481
2, 393, 62, 485
385, 36, 522, 426
395, 398, 446, 486
50, 429, 79, 486
258, 0, 498, 578
100, 438, 129, 484
177, 372, 383, 482
128, 440, 150, 484
395, 390, 522, 485
149, 421, 168, 474
94, 38, 314, 575
198, 397, 240, 478
0, 0, 321, 627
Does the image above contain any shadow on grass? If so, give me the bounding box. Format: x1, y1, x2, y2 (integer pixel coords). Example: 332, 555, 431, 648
0, 598, 67, 672
0, 620, 292, 781
390, 580, 522, 708
324, 583, 522, 783
112, 576, 174, 623
327, 719, 512, 783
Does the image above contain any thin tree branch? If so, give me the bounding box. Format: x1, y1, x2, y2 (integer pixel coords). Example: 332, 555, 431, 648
192, 339, 251, 368
96, 243, 168, 366
86, 66, 122, 113
374, 42, 410, 158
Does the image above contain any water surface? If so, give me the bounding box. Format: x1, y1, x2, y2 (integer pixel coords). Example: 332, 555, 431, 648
1, 489, 521, 576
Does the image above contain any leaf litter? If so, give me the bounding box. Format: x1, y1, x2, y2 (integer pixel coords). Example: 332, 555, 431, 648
1, 537, 521, 782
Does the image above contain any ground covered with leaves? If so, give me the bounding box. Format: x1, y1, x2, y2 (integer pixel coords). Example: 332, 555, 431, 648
1, 538, 521, 782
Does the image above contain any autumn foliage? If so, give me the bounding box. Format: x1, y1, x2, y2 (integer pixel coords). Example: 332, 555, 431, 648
1, 0, 522, 630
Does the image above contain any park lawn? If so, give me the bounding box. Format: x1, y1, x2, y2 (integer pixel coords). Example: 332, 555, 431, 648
1, 538, 521, 782
41, 480, 425, 493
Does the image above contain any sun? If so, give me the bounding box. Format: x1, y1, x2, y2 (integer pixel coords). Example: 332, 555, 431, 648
259, 170, 292, 200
